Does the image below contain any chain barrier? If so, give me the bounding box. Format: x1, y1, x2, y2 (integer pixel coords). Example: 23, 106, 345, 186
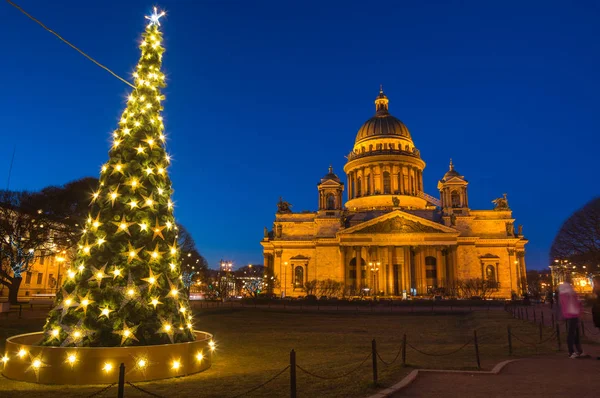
376, 345, 403, 366
406, 339, 473, 357
86, 383, 115, 398
126, 382, 168, 398
510, 331, 557, 347
296, 352, 371, 380
228, 365, 290, 398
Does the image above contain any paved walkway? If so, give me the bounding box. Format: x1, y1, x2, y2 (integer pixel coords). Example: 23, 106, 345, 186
393, 349, 600, 397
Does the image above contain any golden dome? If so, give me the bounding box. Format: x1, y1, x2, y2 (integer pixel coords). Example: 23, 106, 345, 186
355, 87, 412, 145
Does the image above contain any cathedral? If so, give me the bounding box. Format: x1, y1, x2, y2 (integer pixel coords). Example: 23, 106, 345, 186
261, 89, 527, 299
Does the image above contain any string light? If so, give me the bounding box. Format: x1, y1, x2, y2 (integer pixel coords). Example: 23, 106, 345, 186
103, 363, 113, 373
1, 355, 8, 364
195, 352, 203, 361
17, 349, 27, 358
32, 359, 42, 369
67, 353, 77, 366
171, 360, 181, 370
137, 359, 147, 368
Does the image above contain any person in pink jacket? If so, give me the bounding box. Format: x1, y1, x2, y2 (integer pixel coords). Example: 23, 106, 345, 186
558, 281, 585, 358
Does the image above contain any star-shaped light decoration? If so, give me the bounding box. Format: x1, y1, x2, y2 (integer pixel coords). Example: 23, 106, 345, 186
141, 267, 161, 287
111, 266, 123, 279
123, 242, 144, 264
45, 326, 61, 342
157, 317, 175, 343
152, 218, 166, 241
141, 193, 155, 209
98, 306, 112, 319
146, 243, 165, 262
112, 216, 135, 236
168, 240, 178, 257
90, 189, 101, 204
149, 296, 162, 309
77, 291, 95, 314
107, 186, 120, 207
26, 354, 49, 381
145, 7, 166, 27
60, 319, 94, 347
80, 239, 92, 256
113, 323, 140, 346
114, 273, 146, 308
88, 264, 108, 287
167, 278, 179, 299
111, 163, 126, 175
90, 213, 102, 230
127, 176, 140, 191
53, 288, 78, 319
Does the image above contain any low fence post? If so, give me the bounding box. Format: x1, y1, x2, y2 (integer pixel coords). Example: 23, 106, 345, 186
541, 311, 544, 326
19, 304, 22, 319
533, 309, 536, 323
371, 339, 378, 385
526, 307, 529, 321
556, 324, 561, 351
539, 323, 543, 343
507, 325, 512, 356
581, 320, 585, 337
402, 334, 407, 366
118, 363, 125, 398
473, 330, 481, 370
290, 349, 297, 398
551, 313, 555, 328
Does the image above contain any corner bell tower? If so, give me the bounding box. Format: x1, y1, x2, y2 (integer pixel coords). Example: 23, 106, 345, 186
438, 159, 469, 218
318, 166, 344, 212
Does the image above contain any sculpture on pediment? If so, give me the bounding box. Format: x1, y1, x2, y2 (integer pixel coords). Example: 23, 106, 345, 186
518, 225, 523, 236
356, 216, 440, 234
263, 226, 269, 238
492, 193, 509, 210
392, 196, 400, 207
276, 197, 293, 214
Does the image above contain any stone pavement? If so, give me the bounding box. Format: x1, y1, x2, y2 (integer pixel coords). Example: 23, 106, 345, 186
392, 349, 600, 397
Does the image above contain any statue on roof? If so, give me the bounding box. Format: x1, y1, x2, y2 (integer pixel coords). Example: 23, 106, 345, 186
276, 197, 293, 214
492, 193, 509, 210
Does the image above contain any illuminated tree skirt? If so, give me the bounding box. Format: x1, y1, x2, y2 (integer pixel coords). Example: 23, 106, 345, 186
1, 331, 213, 384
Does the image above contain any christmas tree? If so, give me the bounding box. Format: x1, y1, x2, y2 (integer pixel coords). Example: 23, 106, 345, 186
41, 9, 195, 347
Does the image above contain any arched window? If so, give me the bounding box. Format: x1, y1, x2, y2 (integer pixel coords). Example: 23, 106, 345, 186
451, 190, 461, 207
383, 171, 391, 194
357, 177, 362, 197
425, 256, 437, 280
486, 265, 496, 282
405, 145, 409, 151
294, 266, 304, 288
366, 174, 371, 195
326, 194, 336, 210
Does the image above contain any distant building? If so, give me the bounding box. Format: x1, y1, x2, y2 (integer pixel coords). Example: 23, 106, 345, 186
1, 251, 71, 298
261, 89, 528, 299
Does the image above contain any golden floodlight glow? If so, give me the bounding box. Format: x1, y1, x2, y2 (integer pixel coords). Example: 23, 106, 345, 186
137, 359, 147, 368
1, 355, 8, 364
171, 360, 181, 370
196, 352, 203, 361
17, 349, 27, 358
103, 362, 113, 373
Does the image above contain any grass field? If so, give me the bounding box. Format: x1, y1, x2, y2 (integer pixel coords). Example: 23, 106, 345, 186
0, 308, 560, 398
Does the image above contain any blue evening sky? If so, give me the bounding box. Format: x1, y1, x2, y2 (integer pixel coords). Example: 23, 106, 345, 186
1, 0, 599, 270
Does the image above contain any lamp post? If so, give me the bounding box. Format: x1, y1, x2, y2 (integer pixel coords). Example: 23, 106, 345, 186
219, 259, 233, 299
369, 261, 380, 297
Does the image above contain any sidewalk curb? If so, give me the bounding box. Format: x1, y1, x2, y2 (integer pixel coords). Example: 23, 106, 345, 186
365, 359, 520, 398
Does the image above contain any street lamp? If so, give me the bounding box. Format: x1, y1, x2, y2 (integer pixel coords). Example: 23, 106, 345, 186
219, 260, 233, 299
369, 261, 380, 297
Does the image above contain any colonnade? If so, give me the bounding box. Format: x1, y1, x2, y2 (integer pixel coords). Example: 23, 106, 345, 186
347, 164, 423, 200
339, 245, 457, 296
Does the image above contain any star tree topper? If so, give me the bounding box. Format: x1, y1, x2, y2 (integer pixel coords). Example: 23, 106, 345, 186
145, 7, 166, 27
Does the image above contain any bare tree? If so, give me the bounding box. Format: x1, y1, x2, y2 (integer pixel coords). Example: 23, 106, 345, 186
455, 278, 499, 299
550, 197, 600, 272
304, 280, 318, 296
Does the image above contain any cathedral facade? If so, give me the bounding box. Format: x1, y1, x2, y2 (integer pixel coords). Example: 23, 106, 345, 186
261, 89, 527, 299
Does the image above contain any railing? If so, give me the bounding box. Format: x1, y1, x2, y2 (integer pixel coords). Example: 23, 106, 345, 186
347, 148, 421, 161
417, 191, 441, 207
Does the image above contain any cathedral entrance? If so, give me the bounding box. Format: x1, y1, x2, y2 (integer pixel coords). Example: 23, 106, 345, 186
393, 264, 400, 296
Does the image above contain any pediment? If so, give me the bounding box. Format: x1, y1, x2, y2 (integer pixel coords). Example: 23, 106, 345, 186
318, 179, 343, 187
341, 210, 457, 235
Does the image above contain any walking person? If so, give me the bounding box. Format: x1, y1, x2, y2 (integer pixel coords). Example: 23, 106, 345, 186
592, 276, 600, 360
558, 281, 585, 358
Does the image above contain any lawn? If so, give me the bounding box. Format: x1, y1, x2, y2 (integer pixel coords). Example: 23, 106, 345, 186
0, 307, 560, 398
